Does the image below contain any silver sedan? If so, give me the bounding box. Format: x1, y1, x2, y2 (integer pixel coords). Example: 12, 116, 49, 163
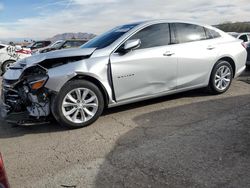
2, 20, 247, 128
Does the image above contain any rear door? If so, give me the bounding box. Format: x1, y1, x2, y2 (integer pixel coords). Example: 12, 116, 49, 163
110, 23, 178, 102
170, 23, 220, 89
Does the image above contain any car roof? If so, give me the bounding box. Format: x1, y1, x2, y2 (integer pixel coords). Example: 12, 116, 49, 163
128, 19, 213, 28
123, 19, 223, 35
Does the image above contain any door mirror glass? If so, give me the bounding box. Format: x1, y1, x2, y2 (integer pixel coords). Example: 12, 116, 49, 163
124, 39, 141, 51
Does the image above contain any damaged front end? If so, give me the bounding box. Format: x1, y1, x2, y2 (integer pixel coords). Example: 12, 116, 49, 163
1, 64, 51, 125
0, 47, 98, 126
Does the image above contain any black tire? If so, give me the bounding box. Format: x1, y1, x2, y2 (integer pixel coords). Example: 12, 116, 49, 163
2, 60, 15, 73
51, 80, 104, 128
208, 60, 233, 94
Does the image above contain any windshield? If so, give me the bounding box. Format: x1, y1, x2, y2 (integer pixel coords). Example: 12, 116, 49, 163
26, 43, 34, 48
81, 23, 139, 49
50, 41, 64, 48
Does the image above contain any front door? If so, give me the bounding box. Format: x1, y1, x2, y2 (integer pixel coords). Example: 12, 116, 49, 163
110, 23, 178, 102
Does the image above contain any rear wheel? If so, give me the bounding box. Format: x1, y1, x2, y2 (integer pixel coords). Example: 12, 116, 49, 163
52, 80, 104, 128
2, 60, 15, 73
208, 60, 233, 94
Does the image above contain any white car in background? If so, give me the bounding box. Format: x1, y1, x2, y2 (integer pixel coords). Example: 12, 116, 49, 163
228, 32, 250, 43
0, 44, 31, 74
228, 32, 250, 68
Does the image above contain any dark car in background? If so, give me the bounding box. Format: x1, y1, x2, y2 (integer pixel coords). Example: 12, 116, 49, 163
36, 39, 88, 54
27, 40, 51, 50
228, 32, 250, 68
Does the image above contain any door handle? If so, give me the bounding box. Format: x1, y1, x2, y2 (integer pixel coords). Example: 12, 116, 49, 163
207, 46, 215, 50
163, 51, 175, 56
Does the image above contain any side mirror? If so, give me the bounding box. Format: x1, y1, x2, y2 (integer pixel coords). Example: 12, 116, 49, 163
123, 39, 141, 51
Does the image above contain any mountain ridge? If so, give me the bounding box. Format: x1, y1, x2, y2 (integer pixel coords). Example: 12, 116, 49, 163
47, 32, 96, 42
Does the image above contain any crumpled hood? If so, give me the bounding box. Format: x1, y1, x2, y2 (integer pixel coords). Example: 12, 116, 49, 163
3, 47, 96, 80
17, 47, 96, 68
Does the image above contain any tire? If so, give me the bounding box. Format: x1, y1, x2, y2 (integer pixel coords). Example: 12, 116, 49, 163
51, 80, 104, 128
2, 60, 15, 73
208, 60, 233, 94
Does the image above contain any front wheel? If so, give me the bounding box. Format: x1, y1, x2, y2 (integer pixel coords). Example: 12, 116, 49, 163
208, 60, 233, 94
2, 60, 15, 73
51, 80, 104, 128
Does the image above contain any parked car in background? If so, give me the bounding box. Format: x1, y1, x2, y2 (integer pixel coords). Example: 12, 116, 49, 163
0, 153, 10, 188
1, 20, 247, 128
35, 39, 88, 54
0, 43, 31, 74
228, 32, 250, 68
27, 40, 51, 51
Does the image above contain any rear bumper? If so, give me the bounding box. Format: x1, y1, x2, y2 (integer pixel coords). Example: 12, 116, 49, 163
235, 65, 246, 78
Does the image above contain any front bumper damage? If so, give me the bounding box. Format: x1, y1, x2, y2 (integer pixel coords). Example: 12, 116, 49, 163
0, 70, 52, 126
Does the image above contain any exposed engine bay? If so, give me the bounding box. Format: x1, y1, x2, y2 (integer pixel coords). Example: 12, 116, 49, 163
2, 65, 50, 122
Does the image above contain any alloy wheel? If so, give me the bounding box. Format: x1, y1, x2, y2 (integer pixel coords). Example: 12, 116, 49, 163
214, 65, 232, 91
62, 88, 99, 123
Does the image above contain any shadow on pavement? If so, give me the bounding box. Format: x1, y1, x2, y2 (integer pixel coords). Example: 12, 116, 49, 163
95, 95, 250, 188
0, 88, 208, 139
238, 70, 250, 84
103, 88, 210, 115
0, 120, 69, 139
0, 69, 249, 139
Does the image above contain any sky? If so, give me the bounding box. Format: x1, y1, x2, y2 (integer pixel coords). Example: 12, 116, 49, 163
0, 0, 249, 40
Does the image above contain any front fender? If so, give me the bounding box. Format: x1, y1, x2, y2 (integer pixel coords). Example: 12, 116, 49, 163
45, 59, 115, 105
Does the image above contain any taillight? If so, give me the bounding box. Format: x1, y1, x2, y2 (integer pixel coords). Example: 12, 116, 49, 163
241, 42, 247, 49
0, 153, 10, 188
16, 49, 31, 54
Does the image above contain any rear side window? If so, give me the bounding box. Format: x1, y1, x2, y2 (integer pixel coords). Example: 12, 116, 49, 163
174, 23, 207, 43
205, 28, 221, 39
239, 34, 248, 42
129, 23, 170, 49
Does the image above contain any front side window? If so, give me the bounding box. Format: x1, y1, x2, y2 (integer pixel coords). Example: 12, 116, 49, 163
81, 23, 139, 49
33, 42, 44, 48
0, 45, 4, 49
129, 23, 170, 49
51, 41, 64, 48
174, 23, 207, 43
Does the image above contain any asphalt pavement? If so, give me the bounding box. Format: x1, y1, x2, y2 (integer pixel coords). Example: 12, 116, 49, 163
0, 70, 250, 188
